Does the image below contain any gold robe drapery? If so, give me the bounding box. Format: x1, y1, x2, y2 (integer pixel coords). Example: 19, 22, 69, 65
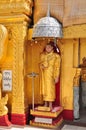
40, 52, 61, 102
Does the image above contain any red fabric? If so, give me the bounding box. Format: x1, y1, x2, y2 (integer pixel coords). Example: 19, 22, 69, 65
53, 78, 60, 106
54, 51, 61, 106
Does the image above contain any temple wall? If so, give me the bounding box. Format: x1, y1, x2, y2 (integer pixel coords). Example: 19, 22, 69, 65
0, 0, 86, 123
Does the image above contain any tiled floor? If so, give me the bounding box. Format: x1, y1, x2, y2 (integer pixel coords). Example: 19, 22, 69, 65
0, 122, 86, 130
61, 125, 86, 130
0, 125, 50, 130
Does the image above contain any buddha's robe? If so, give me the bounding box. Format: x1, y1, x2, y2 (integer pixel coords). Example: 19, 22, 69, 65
39, 52, 60, 102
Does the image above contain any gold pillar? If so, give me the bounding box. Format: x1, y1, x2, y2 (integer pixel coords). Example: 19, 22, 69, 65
73, 39, 79, 67
11, 19, 28, 114
58, 39, 75, 110
80, 38, 86, 64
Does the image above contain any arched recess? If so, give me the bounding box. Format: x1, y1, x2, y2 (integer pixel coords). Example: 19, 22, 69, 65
25, 39, 62, 106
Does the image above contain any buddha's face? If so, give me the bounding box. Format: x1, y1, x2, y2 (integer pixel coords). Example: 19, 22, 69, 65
45, 45, 53, 53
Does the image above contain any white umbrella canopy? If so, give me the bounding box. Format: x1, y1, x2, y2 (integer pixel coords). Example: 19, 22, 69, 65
32, 16, 63, 38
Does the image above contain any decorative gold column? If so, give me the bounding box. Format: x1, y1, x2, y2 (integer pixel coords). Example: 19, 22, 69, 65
11, 18, 29, 125
0, 0, 33, 125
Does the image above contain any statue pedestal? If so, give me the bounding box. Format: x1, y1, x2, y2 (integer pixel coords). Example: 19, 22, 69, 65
0, 115, 11, 126
30, 106, 63, 129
